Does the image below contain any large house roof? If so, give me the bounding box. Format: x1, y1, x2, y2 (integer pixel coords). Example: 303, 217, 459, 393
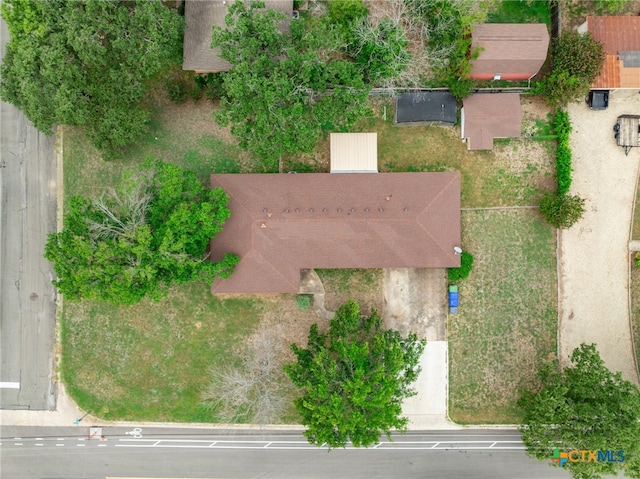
183, 0, 293, 72
462, 93, 522, 150
210, 173, 461, 293
587, 16, 640, 89
470, 24, 550, 81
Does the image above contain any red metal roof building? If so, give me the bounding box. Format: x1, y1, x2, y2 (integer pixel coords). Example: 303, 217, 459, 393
586, 16, 640, 89
470, 24, 550, 81
210, 173, 461, 293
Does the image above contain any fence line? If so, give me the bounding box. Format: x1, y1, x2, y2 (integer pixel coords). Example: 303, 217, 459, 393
461, 205, 539, 211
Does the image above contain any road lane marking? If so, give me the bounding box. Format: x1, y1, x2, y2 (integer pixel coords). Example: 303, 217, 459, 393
35, 444, 43, 446
0, 382, 20, 388
56, 444, 64, 447
14, 443, 23, 446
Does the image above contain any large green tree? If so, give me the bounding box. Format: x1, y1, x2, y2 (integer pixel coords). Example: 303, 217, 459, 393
538, 31, 606, 107
285, 300, 425, 448
212, 0, 371, 170
0, 0, 183, 157
519, 344, 640, 478
45, 160, 238, 305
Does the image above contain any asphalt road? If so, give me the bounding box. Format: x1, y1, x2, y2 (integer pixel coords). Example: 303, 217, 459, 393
0, 18, 58, 410
0, 427, 570, 479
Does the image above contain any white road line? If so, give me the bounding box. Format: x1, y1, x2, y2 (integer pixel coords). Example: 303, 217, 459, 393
13, 437, 21, 440
431, 442, 440, 449
35, 444, 44, 447
76, 444, 85, 447
35, 438, 43, 440
489, 442, 497, 448
14, 443, 23, 446
56, 444, 64, 447
98, 444, 107, 447
264, 442, 272, 448
0, 382, 20, 388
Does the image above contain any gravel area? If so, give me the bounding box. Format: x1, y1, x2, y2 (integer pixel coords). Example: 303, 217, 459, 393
559, 90, 640, 385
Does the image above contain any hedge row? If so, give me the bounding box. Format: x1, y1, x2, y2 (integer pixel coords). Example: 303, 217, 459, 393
552, 109, 573, 194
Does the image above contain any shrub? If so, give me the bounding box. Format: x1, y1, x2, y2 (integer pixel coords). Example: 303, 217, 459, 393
327, 0, 368, 28
195, 73, 226, 102
447, 251, 474, 282
296, 294, 312, 311
448, 77, 476, 101
165, 78, 188, 104
539, 192, 585, 229
552, 109, 573, 195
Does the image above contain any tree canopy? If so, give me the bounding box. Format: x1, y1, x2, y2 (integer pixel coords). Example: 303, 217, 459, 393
538, 31, 605, 107
211, 0, 372, 170
0, 0, 183, 157
45, 160, 238, 305
519, 344, 640, 478
285, 300, 425, 448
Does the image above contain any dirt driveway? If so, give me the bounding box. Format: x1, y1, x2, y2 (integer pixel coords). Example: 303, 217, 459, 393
560, 90, 640, 385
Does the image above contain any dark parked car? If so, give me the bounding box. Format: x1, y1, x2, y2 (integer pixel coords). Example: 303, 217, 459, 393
586, 90, 609, 110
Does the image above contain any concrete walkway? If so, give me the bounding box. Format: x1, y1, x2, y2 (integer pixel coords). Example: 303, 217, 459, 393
560, 90, 640, 385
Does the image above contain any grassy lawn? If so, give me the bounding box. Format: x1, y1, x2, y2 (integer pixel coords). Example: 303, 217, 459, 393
62, 282, 260, 422
61, 95, 320, 423
487, 0, 551, 25
62, 89, 559, 424
346, 98, 555, 208
315, 269, 383, 314
448, 209, 557, 424
64, 96, 246, 198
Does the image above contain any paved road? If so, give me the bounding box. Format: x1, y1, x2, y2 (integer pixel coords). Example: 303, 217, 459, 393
0, 18, 58, 409
0, 427, 570, 479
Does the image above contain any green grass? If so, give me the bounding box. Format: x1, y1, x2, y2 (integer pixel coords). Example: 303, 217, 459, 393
61, 281, 262, 422
315, 269, 383, 314
64, 97, 244, 199
448, 209, 557, 423
487, 0, 551, 25
351, 99, 556, 208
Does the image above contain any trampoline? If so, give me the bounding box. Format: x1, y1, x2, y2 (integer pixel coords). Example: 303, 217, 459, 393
395, 92, 457, 126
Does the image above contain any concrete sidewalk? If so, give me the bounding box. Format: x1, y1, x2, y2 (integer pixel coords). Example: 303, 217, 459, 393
402, 341, 460, 429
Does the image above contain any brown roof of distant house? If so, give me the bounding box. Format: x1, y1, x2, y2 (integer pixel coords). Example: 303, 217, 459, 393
183, 0, 293, 72
587, 16, 640, 89
470, 24, 550, 81
210, 173, 461, 293
463, 93, 522, 150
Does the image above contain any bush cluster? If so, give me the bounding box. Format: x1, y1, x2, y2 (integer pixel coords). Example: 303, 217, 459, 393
552, 110, 572, 195
539, 109, 585, 229
447, 251, 474, 282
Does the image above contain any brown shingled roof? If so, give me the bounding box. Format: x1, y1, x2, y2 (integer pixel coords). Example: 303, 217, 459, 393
210, 173, 461, 293
462, 93, 522, 150
183, 0, 293, 73
470, 24, 550, 81
587, 16, 640, 89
